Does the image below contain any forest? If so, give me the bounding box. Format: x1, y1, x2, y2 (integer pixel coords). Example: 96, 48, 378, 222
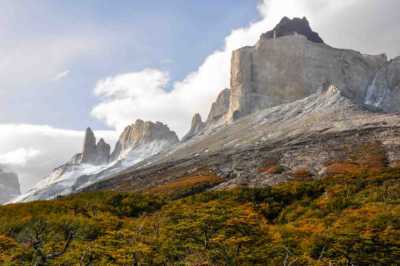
1, 163, 400, 265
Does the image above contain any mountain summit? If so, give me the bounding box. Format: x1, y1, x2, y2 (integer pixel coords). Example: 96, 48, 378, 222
261, 16, 324, 43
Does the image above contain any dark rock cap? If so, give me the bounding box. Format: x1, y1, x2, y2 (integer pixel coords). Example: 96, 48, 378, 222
262, 16, 324, 43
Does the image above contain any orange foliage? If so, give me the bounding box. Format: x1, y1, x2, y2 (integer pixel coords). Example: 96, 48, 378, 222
147, 170, 222, 195
291, 168, 313, 180
325, 162, 364, 176
258, 164, 285, 175
325, 142, 387, 176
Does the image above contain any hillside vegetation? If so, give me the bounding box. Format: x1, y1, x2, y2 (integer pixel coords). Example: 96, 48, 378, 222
1, 165, 400, 265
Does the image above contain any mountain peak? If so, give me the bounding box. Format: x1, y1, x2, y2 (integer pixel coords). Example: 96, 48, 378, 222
111, 120, 179, 161
182, 113, 206, 142
261, 16, 324, 43
81, 128, 110, 165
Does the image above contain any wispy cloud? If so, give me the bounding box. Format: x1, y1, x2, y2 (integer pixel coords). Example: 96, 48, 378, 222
52, 70, 70, 81
0, 148, 41, 166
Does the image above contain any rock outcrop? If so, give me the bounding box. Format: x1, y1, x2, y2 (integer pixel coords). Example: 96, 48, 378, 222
206, 89, 231, 124
365, 56, 400, 111
262, 17, 324, 43
81, 128, 110, 165
0, 168, 20, 204
182, 114, 206, 142
111, 120, 179, 160
225, 17, 393, 121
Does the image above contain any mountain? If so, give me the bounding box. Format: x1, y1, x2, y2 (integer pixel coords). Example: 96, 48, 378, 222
11, 121, 178, 202
111, 119, 179, 161
10, 17, 400, 203
83, 85, 400, 193
81, 17, 400, 193
0, 167, 20, 204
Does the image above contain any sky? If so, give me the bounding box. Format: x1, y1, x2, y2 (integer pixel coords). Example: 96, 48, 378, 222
1, 0, 399, 192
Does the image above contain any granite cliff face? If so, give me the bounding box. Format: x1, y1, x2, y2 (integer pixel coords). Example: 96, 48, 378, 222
206, 89, 231, 125
111, 120, 179, 161
365, 57, 400, 111
224, 17, 393, 121
0, 168, 20, 204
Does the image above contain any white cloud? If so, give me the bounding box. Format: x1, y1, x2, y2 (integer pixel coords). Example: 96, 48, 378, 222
52, 70, 70, 81
0, 148, 41, 166
0, 36, 100, 96
91, 4, 271, 137
0, 124, 116, 192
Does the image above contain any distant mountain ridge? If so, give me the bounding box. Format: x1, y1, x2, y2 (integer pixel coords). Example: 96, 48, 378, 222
0, 167, 20, 204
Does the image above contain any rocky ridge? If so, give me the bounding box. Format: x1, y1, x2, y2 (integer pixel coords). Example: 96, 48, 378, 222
0, 167, 20, 204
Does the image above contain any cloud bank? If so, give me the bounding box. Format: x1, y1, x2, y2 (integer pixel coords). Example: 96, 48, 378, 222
0, 148, 41, 166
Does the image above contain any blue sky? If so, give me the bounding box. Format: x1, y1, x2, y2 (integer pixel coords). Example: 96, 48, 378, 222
0, 0, 260, 130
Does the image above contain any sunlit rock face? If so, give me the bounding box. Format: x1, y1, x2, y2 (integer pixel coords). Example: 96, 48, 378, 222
111, 120, 179, 161
226, 17, 392, 121
206, 89, 231, 125
0, 168, 20, 204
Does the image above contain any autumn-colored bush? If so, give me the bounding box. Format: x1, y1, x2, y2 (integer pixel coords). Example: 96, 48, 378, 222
147, 169, 222, 197
291, 167, 313, 180
325, 162, 364, 176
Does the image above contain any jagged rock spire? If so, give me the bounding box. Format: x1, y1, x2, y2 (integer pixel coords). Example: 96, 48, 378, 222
81, 127, 111, 165
182, 113, 206, 142
206, 89, 231, 125
81, 127, 97, 164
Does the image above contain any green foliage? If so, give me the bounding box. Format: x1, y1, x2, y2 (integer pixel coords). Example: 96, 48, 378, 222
1, 168, 400, 265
